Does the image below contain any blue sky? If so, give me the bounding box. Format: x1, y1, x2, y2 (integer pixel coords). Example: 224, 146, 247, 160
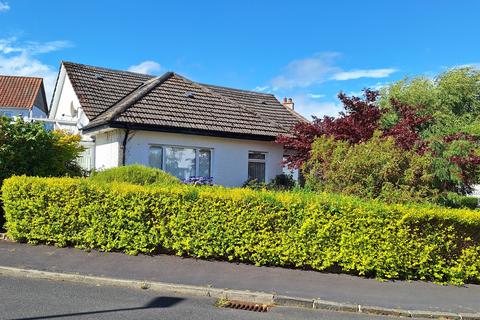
1, 0, 479, 119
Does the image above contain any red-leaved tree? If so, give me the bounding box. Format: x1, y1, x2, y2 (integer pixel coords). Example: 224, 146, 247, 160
277, 89, 383, 169
277, 90, 439, 169
384, 100, 432, 152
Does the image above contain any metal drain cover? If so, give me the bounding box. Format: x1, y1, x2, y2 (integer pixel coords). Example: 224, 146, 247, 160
224, 300, 270, 312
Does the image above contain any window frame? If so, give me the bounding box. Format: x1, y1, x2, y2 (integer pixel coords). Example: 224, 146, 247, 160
148, 144, 214, 179
248, 151, 268, 183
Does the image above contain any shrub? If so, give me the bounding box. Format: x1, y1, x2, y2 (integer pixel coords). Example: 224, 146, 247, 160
0, 117, 84, 228
268, 174, 296, 191
438, 192, 478, 209
3, 175, 480, 284
0, 118, 84, 182
305, 133, 437, 203
0, 191, 4, 232
242, 174, 296, 191
90, 165, 180, 186
242, 179, 267, 190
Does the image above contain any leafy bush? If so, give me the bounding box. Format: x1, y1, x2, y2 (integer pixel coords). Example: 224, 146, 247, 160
438, 192, 478, 209
0, 191, 4, 231
242, 179, 267, 190
90, 165, 180, 186
268, 174, 296, 191
3, 175, 480, 284
0, 117, 84, 229
0, 118, 84, 182
243, 174, 296, 191
305, 133, 436, 203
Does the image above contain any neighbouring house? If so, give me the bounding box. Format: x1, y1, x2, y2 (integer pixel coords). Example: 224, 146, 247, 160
49, 61, 306, 186
0, 75, 48, 119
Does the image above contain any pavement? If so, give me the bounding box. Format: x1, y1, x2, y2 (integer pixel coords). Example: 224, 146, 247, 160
0, 240, 479, 318
0, 275, 394, 320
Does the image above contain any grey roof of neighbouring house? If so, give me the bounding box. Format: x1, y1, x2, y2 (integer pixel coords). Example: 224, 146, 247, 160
61, 61, 306, 140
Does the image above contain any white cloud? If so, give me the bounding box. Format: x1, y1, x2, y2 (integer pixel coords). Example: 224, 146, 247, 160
0, 37, 22, 53
0, 38, 72, 55
128, 61, 161, 75
270, 53, 397, 89
253, 85, 269, 92
0, 37, 72, 100
271, 52, 340, 90
0, 1, 10, 12
307, 93, 325, 99
286, 93, 343, 119
24, 40, 72, 54
331, 68, 397, 81
370, 82, 388, 91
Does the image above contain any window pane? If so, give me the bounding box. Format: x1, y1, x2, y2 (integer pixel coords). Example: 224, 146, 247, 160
248, 162, 265, 183
148, 147, 163, 169
165, 147, 196, 180
248, 152, 265, 160
199, 149, 211, 177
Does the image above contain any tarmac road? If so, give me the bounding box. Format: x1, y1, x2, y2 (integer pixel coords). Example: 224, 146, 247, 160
0, 275, 395, 320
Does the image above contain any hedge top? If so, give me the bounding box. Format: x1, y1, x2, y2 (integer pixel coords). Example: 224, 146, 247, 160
90, 165, 181, 186
5, 175, 480, 226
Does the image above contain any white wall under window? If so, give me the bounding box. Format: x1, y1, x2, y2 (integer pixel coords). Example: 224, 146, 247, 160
125, 130, 284, 187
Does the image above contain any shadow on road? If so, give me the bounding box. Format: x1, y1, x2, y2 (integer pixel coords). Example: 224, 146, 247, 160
9, 296, 184, 320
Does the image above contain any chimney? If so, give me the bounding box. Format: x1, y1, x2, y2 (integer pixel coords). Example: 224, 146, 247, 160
283, 97, 294, 110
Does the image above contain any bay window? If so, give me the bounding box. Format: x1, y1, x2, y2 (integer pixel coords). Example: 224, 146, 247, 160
148, 145, 212, 180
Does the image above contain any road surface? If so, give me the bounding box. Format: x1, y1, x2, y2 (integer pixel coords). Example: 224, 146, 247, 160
0, 275, 394, 320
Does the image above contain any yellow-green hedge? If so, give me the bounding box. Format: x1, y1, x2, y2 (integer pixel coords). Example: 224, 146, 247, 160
3, 176, 480, 284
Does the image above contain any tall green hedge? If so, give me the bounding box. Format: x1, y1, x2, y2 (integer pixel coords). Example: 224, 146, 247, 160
3, 176, 480, 284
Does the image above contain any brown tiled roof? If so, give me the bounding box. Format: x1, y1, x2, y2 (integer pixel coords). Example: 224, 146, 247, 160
0, 75, 43, 109
62, 62, 306, 139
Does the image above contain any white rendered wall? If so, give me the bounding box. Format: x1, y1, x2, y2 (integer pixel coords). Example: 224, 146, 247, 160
95, 130, 122, 170
124, 130, 285, 187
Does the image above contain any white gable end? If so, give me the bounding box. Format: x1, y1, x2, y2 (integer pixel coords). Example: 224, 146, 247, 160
50, 64, 89, 134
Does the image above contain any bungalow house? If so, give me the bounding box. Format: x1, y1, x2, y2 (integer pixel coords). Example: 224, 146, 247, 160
49, 62, 306, 186
0, 75, 48, 119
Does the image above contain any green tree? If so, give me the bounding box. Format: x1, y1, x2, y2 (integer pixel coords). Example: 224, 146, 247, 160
379, 67, 480, 137
0, 117, 84, 227
0, 117, 84, 181
378, 67, 480, 195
